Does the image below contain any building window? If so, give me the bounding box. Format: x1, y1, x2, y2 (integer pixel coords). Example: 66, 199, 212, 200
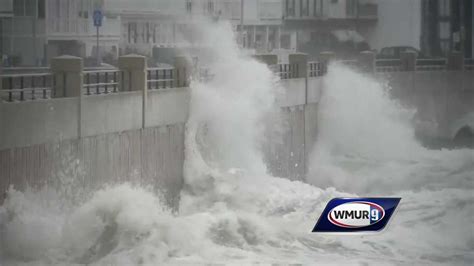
438, 0, 450, 17
346, 0, 358, 17
186, 0, 192, 13
13, 0, 24, 16
208, 0, 214, 14
313, 0, 323, 16
146, 23, 151, 43
286, 0, 295, 17
38, 0, 45, 18
301, 0, 309, 16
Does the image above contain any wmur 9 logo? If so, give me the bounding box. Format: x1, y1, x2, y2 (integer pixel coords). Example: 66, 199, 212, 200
312, 198, 401, 233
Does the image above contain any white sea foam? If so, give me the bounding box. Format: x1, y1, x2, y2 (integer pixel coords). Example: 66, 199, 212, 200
0, 21, 472, 265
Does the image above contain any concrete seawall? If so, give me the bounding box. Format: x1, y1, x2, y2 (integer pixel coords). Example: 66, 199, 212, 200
1, 66, 472, 206
0, 74, 322, 206
379, 71, 474, 141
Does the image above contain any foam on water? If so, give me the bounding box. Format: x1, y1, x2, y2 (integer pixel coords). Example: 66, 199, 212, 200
1, 22, 473, 265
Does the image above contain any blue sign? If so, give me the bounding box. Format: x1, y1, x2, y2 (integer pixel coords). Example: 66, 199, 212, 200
93, 9, 103, 27
312, 197, 401, 233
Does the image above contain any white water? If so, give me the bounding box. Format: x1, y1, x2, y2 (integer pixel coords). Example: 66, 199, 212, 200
1, 22, 473, 265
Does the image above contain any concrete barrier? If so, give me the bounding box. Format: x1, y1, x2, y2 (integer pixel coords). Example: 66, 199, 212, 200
51, 56, 84, 97
358, 51, 376, 73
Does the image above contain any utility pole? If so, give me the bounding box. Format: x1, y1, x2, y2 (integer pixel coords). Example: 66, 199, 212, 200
93, 9, 103, 66
241, 0, 244, 48
33, 0, 38, 66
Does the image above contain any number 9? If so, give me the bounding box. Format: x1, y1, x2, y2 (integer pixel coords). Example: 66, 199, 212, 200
371, 209, 379, 220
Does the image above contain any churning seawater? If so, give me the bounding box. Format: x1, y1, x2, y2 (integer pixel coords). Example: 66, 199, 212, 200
1, 22, 473, 265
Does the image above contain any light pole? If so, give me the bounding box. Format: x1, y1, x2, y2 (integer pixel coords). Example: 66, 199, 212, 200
240, 0, 244, 48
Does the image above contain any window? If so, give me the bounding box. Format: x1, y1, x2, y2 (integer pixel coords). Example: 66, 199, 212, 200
313, 0, 322, 16
186, 0, 192, 13
346, 0, 358, 17
301, 0, 309, 16
38, 0, 45, 18
13, 0, 24, 16
438, 0, 450, 17
78, 0, 89, 18
208, 0, 214, 14
13, 0, 38, 17
286, 0, 295, 16
146, 23, 150, 43
380, 47, 395, 57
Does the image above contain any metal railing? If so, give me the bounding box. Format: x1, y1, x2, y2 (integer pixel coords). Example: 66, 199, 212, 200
464, 58, 474, 71
1, 73, 54, 102
416, 59, 447, 71
376, 59, 402, 72
339, 60, 359, 69
147, 68, 175, 89
83, 69, 121, 95
308, 61, 326, 77
278, 63, 300, 79
197, 67, 214, 82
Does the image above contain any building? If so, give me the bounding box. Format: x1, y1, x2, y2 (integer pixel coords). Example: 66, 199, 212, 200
0, 0, 122, 66
420, 0, 472, 58
281, 0, 378, 59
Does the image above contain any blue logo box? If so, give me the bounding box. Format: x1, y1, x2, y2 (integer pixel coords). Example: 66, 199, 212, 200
312, 197, 401, 233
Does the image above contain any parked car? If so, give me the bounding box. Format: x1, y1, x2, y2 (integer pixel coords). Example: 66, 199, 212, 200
377, 46, 425, 59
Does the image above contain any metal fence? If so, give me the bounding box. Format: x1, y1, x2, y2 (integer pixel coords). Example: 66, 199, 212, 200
308, 61, 326, 77
278, 63, 300, 79
1, 73, 54, 102
83, 69, 121, 95
465, 58, 474, 71
376, 59, 402, 72
416, 59, 447, 71
147, 68, 174, 89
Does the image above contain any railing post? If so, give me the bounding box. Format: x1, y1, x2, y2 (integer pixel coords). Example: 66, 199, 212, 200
447, 51, 464, 71
319, 51, 335, 74
289, 53, 308, 78
253, 54, 278, 66
118, 54, 147, 128
174, 56, 191, 87
0, 62, 3, 91
51, 55, 83, 97
357, 51, 376, 73
400, 51, 416, 71
118, 54, 147, 92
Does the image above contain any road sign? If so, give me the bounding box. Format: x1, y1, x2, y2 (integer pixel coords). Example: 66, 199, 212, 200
93, 9, 103, 27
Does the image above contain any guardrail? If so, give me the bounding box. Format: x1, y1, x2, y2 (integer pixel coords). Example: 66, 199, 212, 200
0, 73, 54, 102
84, 69, 121, 95
376, 59, 402, 72
465, 58, 474, 71
278, 63, 300, 79
416, 59, 447, 71
147, 68, 175, 89
308, 61, 326, 77
2, 55, 473, 103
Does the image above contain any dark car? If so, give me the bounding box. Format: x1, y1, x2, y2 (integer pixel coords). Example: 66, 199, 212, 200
377, 46, 425, 59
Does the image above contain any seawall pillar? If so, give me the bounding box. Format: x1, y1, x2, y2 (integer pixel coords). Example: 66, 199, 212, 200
400, 51, 417, 71
289, 53, 308, 78
51, 55, 83, 97
358, 51, 376, 73
447, 51, 464, 71
119, 54, 147, 128
174, 56, 191, 87
118, 54, 147, 92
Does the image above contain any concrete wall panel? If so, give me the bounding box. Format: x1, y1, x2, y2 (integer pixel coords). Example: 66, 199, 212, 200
146, 87, 190, 127
0, 98, 80, 150
82, 91, 143, 137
